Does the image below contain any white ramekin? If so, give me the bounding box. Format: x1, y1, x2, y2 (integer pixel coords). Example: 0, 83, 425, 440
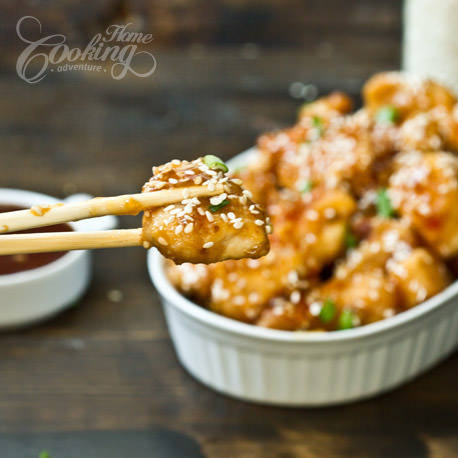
147, 148, 458, 406
0, 188, 117, 329
148, 251, 458, 406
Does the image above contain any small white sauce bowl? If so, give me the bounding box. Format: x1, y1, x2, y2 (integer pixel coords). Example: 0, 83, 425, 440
0, 188, 117, 329
147, 149, 458, 406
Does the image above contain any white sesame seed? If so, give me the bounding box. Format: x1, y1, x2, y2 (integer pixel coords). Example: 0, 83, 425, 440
254, 219, 264, 226
220, 213, 228, 222
227, 212, 236, 220
158, 237, 168, 246
205, 211, 214, 222
184, 223, 194, 233
164, 205, 175, 212
242, 189, 253, 198
290, 291, 301, 304
233, 295, 245, 306
233, 221, 244, 229
232, 178, 243, 185
168, 178, 178, 184
193, 176, 202, 185
306, 210, 319, 221
309, 302, 322, 316
197, 207, 205, 216
175, 225, 183, 235
203, 241, 214, 249
184, 170, 195, 175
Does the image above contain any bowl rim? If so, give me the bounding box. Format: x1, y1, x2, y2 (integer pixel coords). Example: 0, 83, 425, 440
148, 248, 458, 343
0, 188, 85, 286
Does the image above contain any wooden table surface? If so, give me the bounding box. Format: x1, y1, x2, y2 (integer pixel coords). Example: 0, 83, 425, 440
0, 43, 457, 457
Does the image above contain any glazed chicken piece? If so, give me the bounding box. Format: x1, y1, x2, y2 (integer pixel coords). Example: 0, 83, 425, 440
142, 156, 271, 264
308, 217, 452, 328
168, 186, 356, 323
275, 114, 376, 195
363, 71, 455, 122
389, 151, 458, 257
297, 91, 354, 122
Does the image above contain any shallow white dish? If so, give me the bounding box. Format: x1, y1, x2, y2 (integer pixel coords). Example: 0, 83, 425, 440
0, 188, 117, 329
147, 149, 458, 406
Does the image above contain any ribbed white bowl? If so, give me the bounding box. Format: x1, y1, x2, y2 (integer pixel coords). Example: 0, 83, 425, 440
148, 249, 458, 406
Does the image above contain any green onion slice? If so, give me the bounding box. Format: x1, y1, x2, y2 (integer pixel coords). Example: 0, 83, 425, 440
301, 180, 313, 193
344, 225, 358, 249
338, 309, 356, 330
375, 106, 399, 124
376, 188, 396, 218
319, 298, 337, 323
209, 199, 230, 213
203, 155, 229, 173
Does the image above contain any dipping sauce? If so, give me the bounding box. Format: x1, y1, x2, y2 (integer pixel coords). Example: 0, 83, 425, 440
0, 205, 73, 275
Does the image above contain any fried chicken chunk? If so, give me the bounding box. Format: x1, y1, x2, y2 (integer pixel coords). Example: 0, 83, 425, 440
389, 151, 458, 257
142, 156, 271, 264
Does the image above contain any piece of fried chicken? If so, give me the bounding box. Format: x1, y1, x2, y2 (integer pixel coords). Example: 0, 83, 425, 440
141, 156, 271, 264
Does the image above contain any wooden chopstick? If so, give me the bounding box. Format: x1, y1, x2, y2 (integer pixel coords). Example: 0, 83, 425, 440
0, 184, 224, 234
0, 229, 144, 255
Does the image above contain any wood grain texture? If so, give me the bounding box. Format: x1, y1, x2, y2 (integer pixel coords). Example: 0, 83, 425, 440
0, 1, 456, 457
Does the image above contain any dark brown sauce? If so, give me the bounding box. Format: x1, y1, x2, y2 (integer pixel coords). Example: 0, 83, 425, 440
0, 205, 73, 275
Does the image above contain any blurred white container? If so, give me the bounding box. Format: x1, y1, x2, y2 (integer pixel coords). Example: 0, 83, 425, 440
403, 0, 458, 93
0, 189, 117, 329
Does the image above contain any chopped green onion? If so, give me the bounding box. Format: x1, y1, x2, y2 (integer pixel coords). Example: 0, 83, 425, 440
338, 309, 356, 330
301, 180, 313, 193
39, 452, 51, 458
311, 116, 324, 137
375, 106, 399, 124
319, 298, 337, 323
344, 226, 358, 249
376, 188, 396, 218
203, 155, 228, 173
209, 199, 230, 213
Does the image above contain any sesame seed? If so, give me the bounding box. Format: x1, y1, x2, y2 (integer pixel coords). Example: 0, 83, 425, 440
184, 170, 195, 175
193, 176, 202, 185
164, 205, 175, 212
220, 213, 228, 222
232, 178, 243, 185
171, 159, 180, 165
184, 223, 194, 233
309, 302, 322, 316
169, 178, 178, 184
158, 237, 168, 246
242, 189, 253, 198
233, 221, 244, 229
290, 291, 301, 304
197, 207, 205, 216
205, 211, 214, 222
227, 212, 236, 220
233, 295, 245, 305
254, 219, 264, 226
203, 241, 214, 249
305, 210, 319, 221
175, 225, 183, 235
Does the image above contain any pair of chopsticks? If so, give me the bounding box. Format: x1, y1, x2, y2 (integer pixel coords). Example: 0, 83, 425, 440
0, 185, 224, 255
